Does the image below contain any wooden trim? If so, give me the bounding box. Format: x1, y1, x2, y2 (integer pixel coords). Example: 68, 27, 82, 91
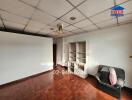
124, 86, 132, 91
56, 64, 68, 70
0, 69, 53, 89
0, 28, 50, 38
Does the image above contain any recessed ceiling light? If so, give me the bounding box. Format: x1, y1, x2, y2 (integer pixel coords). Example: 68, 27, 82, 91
50, 28, 54, 30
70, 17, 76, 20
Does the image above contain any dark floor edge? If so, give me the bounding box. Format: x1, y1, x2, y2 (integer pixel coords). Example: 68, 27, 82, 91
124, 86, 132, 91
56, 64, 68, 70
0, 69, 53, 89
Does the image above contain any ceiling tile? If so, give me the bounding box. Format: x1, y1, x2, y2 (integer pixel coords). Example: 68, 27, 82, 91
121, 0, 132, 14
82, 24, 98, 32
74, 19, 93, 28
68, 0, 86, 6
78, 0, 114, 17
65, 25, 78, 31
4, 20, 25, 30
51, 30, 73, 37
71, 29, 85, 34
25, 20, 46, 33
116, 0, 129, 4
96, 18, 117, 28
61, 9, 85, 24
0, 0, 34, 18
90, 10, 115, 23
50, 19, 69, 28
118, 13, 132, 24
38, 0, 73, 18
63, 30, 73, 34
62, 31, 74, 36
19, 0, 40, 6
0, 20, 4, 28
40, 25, 55, 34
39, 31, 49, 35
1, 11, 28, 25
32, 10, 56, 25
48, 31, 65, 37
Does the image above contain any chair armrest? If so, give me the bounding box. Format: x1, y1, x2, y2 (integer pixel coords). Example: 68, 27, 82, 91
95, 73, 101, 82
116, 78, 125, 87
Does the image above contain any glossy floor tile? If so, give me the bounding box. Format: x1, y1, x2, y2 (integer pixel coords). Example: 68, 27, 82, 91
0, 67, 132, 100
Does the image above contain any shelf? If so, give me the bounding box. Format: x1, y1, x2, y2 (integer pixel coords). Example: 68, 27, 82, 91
78, 62, 85, 71
68, 41, 86, 70
77, 57, 86, 59
78, 65, 84, 71
77, 52, 86, 54
70, 61, 76, 63
70, 56, 76, 58
69, 52, 76, 53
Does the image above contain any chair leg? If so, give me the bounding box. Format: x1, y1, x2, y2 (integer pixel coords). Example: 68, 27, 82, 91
118, 87, 121, 100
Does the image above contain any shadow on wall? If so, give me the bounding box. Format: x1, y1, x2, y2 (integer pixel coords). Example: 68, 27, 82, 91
86, 65, 99, 76
126, 61, 132, 88
86, 56, 99, 75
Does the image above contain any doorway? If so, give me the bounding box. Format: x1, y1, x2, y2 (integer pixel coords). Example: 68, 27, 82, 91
53, 44, 57, 68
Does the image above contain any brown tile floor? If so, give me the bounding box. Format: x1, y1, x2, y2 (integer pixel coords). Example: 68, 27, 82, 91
0, 67, 132, 100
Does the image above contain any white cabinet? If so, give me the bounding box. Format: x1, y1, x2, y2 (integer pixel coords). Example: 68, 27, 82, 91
67, 41, 87, 78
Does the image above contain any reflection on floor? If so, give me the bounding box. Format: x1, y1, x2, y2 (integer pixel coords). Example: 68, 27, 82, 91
0, 66, 132, 100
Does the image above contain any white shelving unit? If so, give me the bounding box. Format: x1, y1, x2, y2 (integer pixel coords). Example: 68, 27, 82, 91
77, 42, 86, 64
68, 42, 76, 73
68, 41, 87, 78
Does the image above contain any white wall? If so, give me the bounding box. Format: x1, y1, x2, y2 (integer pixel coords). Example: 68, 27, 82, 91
63, 23, 132, 88
54, 38, 63, 65
0, 32, 53, 85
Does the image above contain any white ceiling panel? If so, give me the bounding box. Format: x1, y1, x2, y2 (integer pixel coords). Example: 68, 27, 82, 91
71, 29, 85, 34
74, 19, 93, 28
1, 11, 28, 25
38, 0, 73, 18
48, 31, 67, 37
19, 0, 40, 6
40, 25, 55, 34
82, 24, 98, 32
39, 31, 49, 35
50, 19, 69, 28
96, 18, 117, 28
0, 0, 131, 38
63, 30, 73, 34
62, 32, 74, 37
0, 19, 3, 27
32, 10, 56, 25
121, 0, 132, 14
78, 0, 114, 17
116, 0, 129, 4
118, 13, 132, 24
61, 9, 85, 24
25, 21, 46, 33
68, 0, 86, 6
90, 10, 115, 23
0, 0, 34, 18
65, 25, 78, 31
52, 30, 73, 37
4, 20, 25, 30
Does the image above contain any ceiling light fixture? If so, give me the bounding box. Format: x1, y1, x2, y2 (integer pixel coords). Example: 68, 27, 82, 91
70, 17, 76, 20
57, 23, 63, 33
50, 28, 54, 30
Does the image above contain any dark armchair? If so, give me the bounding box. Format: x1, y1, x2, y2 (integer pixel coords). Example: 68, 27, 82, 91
95, 65, 125, 99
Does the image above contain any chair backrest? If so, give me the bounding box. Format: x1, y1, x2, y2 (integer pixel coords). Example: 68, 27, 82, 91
98, 65, 125, 80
